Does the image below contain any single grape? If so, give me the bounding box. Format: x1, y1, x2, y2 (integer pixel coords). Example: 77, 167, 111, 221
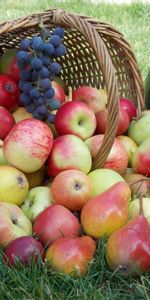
20, 70, 31, 81
20, 93, 32, 105
44, 43, 54, 56
47, 113, 55, 123
18, 80, 25, 91
39, 78, 51, 90
50, 35, 62, 48
22, 82, 33, 93
30, 88, 40, 99
31, 36, 42, 46
32, 110, 44, 120
33, 96, 45, 106
25, 103, 36, 113
30, 71, 38, 82
53, 27, 64, 38
54, 44, 67, 57
31, 57, 43, 70
16, 60, 26, 70
38, 66, 49, 78
20, 38, 31, 50
17, 50, 30, 64
36, 105, 48, 117
41, 56, 51, 66
48, 98, 61, 110
44, 87, 55, 99
33, 41, 45, 52
50, 62, 61, 75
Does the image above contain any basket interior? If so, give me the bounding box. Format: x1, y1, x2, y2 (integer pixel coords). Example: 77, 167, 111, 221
0, 24, 139, 104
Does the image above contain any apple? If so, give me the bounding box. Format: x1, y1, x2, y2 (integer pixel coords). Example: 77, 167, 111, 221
0, 202, 32, 247
21, 186, 53, 222
0, 140, 7, 165
124, 173, 150, 198
131, 138, 150, 176
120, 97, 137, 121
24, 165, 46, 189
53, 76, 68, 94
0, 165, 29, 205
96, 107, 130, 136
85, 134, 128, 175
0, 106, 15, 140
3, 119, 54, 173
72, 86, 107, 113
12, 107, 33, 123
0, 48, 21, 82
3, 236, 45, 267
0, 74, 20, 112
88, 168, 124, 197
128, 111, 150, 145
54, 101, 96, 140
129, 197, 150, 224
51, 169, 93, 211
117, 135, 137, 166
33, 204, 81, 246
47, 134, 92, 177
52, 81, 66, 104
45, 236, 96, 276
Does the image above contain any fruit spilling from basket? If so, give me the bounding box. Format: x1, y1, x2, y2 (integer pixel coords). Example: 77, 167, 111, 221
0, 25, 150, 278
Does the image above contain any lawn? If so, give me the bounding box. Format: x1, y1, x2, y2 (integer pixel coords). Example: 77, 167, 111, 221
0, 1, 150, 299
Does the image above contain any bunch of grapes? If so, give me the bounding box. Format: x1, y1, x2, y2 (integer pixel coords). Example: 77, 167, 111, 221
17, 27, 67, 122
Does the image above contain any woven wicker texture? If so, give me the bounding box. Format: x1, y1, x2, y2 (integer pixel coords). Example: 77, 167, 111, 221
0, 9, 145, 170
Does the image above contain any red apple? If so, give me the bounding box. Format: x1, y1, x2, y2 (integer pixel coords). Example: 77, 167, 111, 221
45, 236, 96, 276
96, 107, 130, 136
3, 236, 45, 267
52, 81, 66, 104
3, 119, 53, 173
51, 169, 93, 211
0, 75, 20, 112
33, 204, 81, 246
47, 134, 92, 177
72, 86, 107, 113
54, 101, 96, 140
0, 49, 21, 82
120, 97, 137, 121
0, 106, 15, 140
85, 134, 128, 175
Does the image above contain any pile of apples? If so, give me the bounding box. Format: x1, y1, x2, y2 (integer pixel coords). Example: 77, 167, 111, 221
1, 48, 150, 278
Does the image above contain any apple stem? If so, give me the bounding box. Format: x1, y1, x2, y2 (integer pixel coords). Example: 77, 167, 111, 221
139, 194, 144, 215
66, 86, 72, 102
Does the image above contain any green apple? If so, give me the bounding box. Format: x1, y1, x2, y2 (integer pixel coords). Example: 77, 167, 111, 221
21, 186, 53, 222
129, 197, 150, 224
128, 111, 150, 145
0, 140, 7, 165
88, 168, 124, 196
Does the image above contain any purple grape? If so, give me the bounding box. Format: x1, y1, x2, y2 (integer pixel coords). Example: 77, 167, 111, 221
20, 38, 31, 50
47, 113, 55, 123
39, 78, 51, 90
38, 67, 49, 78
31, 36, 42, 46
44, 88, 55, 99
54, 45, 67, 57
17, 50, 30, 64
50, 35, 62, 47
53, 27, 64, 38
33, 41, 44, 52
34, 97, 45, 106
32, 111, 43, 120
48, 98, 61, 110
50, 62, 61, 75
22, 82, 33, 93
31, 57, 43, 70
20, 70, 31, 81
44, 43, 54, 56
18, 80, 26, 91
30, 88, 40, 99
20, 93, 31, 105
31, 71, 38, 82
25, 103, 36, 113
41, 56, 51, 66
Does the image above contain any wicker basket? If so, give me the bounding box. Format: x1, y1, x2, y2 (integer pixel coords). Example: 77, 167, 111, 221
0, 9, 145, 170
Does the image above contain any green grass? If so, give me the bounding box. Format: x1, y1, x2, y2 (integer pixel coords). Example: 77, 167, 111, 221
0, 1, 150, 299
0, 0, 150, 80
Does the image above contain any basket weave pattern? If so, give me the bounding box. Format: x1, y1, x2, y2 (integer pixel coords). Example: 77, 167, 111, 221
0, 9, 145, 170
